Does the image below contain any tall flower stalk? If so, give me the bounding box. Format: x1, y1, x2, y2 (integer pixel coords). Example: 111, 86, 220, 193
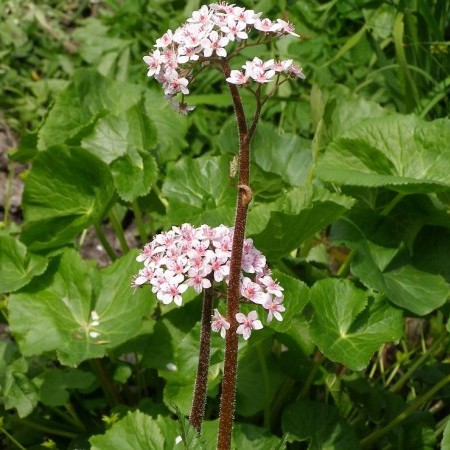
136, 3, 304, 448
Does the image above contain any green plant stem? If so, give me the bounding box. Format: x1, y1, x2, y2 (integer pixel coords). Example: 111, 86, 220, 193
108, 207, 129, 254
132, 200, 147, 245
217, 59, 253, 450
49, 406, 85, 431
336, 248, 355, 277
0, 425, 26, 450
299, 351, 323, 399
13, 418, 78, 439
89, 358, 123, 407
360, 372, 450, 449
381, 192, 405, 216
94, 222, 117, 261
152, 184, 169, 208
390, 334, 447, 394
189, 278, 214, 432
256, 342, 271, 428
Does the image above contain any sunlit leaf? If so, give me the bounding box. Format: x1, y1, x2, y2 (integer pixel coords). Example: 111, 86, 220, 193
309, 279, 403, 370
316, 115, 450, 192
8, 250, 153, 366
38, 69, 142, 150
162, 155, 236, 227
21, 146, 115, 251
90, 410, 178, 450
0, 235, 48, 293
247, 185, 354, 259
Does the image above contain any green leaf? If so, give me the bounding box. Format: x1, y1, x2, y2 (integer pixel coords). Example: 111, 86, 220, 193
110, 151, 158, 202
73, 18, 131, 78
162, 155, 236, 226
0, 235, 48, 293
162, 322, 224, 415
144, 90, 188, 164
332, 214, 450, 315
233, 423, 283, 449
82, 101, 158, 201
236, 333, 284, 417
8, 250, 153, 366
0, 342, 38, 418
90, 411, 178, 450
36, 368, 95, 406
442, 418, 450, 450
266, 271, 310, 333
247, 185, 354, 259
21, 146, 115, 251
282, 400, 360, 449
217, 121, 313, 187
309, 279, 403, 371
38, 69, 142, 150
316, 115, 450, 192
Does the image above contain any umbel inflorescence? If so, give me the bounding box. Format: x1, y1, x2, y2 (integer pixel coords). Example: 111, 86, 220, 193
132, 224, 284, 340
143, 2, 305, 113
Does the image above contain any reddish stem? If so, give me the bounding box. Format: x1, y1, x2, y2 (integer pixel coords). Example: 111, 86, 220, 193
189, 278, 214, 432
217, 60, 252, 450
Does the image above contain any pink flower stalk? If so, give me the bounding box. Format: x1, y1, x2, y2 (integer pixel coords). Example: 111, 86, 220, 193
143, 2, 305, 113
132, 224, 285, 338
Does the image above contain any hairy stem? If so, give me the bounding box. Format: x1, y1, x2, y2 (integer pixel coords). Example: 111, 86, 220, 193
217, 59, 252, 450
189, 278, 214, 432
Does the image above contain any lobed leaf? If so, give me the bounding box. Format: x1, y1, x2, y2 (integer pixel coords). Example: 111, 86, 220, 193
0, 235, 48, 293
21, 146, 115, 251
308, 279, 403, 371
8, 250, 153, 366
316, 115, 450, 192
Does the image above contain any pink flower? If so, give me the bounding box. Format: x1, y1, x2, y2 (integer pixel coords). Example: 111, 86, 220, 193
263, 296, 285, 322
236, 311, 263, 340
254, 18, 276, 33
226, 70, 249, 85
221, 18, 248, 41
187, 268, 212, 294
157, 273, 188, 306
258, 275, 284, 297
133, 224, 286, 336
143, 50, 163, 77
211, 309, 230, 338
241, 277, 266, 304
201, 30, 229, 57
133, 266, 155, 286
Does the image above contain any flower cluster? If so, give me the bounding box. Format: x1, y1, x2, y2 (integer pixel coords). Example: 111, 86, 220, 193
143, 2, 305, 113
132, 224, 285, 340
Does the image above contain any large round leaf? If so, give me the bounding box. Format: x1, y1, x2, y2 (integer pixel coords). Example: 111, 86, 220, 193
162, 155, 236, 227
316, 115, 450, 192
38, 69, 142, 150
309, 279, 403, 371
247, 185, 354, 259
8, 250, 153, 366
21, 146, 115, 251
90, 411, 178, 450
